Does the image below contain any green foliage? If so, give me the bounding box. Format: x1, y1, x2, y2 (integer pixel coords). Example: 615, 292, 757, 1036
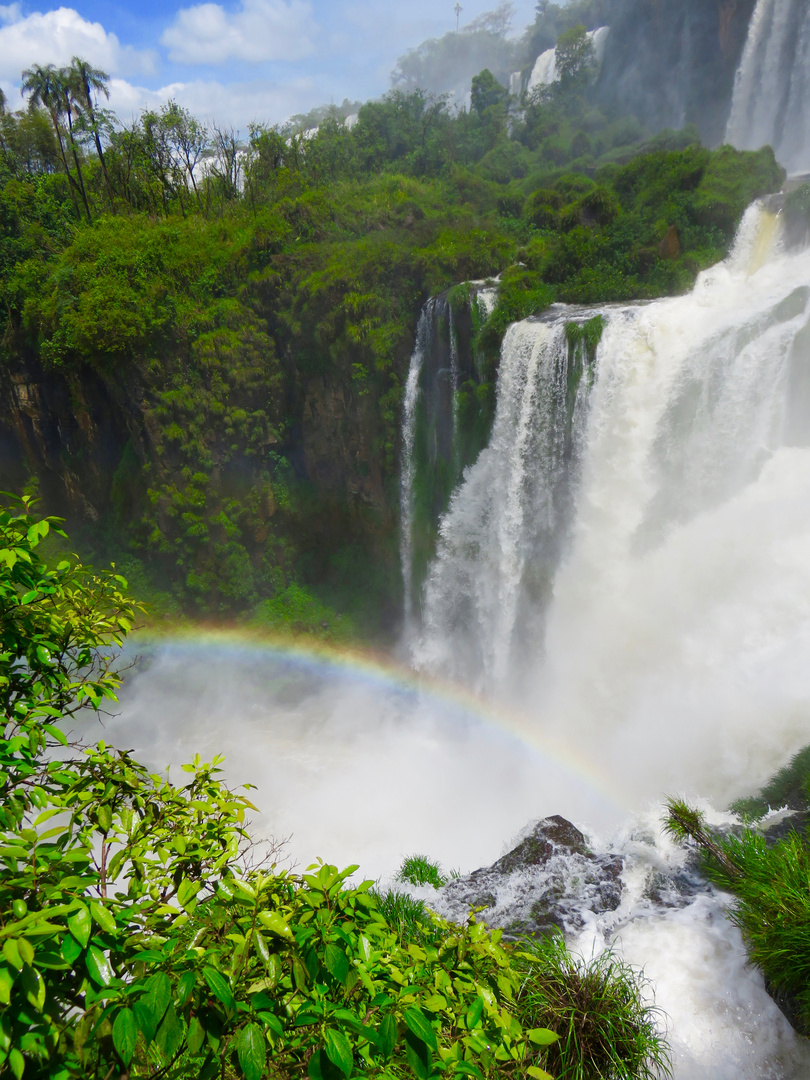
514, 935, 672, 1080
731, 744, 810, 820
397, 854, 449, 889
664, 790, 810, 1035
555, 26, 597, 87
0, 50, 785, 626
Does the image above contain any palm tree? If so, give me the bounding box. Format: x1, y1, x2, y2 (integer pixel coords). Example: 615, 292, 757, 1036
69, 57, 112, 196
21, 64, 90, 221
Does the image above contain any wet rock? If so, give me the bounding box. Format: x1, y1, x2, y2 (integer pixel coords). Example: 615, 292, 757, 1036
430, 816, 624, 941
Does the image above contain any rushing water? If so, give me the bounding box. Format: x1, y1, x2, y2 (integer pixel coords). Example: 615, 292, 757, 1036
725, 0, 810, 171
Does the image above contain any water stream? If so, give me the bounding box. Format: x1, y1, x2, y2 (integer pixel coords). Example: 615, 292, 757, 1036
726, 0, 810, 172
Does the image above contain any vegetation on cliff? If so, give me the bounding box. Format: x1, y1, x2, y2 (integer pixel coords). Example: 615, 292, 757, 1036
0, 47, 784, 630
0, 500, 671, 1079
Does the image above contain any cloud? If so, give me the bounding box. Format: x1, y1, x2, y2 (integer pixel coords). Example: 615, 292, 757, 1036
108, 74, 319, 130
0, 6, 155, 83
162, 0, 315, 65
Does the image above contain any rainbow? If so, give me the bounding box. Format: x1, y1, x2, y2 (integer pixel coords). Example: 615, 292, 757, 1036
130, 624, 627, 813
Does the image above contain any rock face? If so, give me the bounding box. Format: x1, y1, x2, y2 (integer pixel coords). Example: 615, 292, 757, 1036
598, 0, 758, 145
431, 816, 624, 940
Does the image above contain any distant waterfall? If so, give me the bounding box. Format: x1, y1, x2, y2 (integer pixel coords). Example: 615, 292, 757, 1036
726, 0, 810, 172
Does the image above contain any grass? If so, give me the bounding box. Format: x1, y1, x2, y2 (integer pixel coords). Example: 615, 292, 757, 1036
730, 743, 810, 820
395, 853, 449, 888
665, 788, 810, 1035
515, 934, 672, 1080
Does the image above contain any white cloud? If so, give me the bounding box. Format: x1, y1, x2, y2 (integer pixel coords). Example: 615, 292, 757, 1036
161, 0, 315, 65
0, 6, 155, 83
108, 74, 319, 130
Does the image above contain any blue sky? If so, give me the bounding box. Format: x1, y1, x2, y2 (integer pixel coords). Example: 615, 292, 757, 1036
0, 0, 540, 129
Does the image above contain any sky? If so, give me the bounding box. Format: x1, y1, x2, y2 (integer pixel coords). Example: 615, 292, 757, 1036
0, 0, 540, 130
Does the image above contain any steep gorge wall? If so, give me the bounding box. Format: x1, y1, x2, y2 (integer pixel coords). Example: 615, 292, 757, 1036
598, 0, 758, 145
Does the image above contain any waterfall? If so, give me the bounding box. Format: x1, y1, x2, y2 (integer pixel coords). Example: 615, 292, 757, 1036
726, 0, 810, 173
399, 284, 498, 632
399, 306, 429, 627
414, 201, 810, 813
413, 313, 597, 688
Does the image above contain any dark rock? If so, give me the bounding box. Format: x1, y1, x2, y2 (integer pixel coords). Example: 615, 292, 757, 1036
658, 225, 681, 260
492, 815, 590, 874
431, 815, 624, 941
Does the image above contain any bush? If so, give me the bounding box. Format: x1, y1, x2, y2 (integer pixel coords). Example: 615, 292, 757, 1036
514, 935, 672, 1080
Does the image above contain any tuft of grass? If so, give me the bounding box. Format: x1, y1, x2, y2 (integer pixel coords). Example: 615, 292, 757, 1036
396, 853, 448, 889
515, 934, 672, 1080
371, 889, 445, 947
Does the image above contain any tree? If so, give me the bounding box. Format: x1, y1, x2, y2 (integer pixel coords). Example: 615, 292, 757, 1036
161, 100, 209, 205
554, 24, 596, 87
68, 57, 113, 198
20, 64, 91, 221
470, 68, 509, 117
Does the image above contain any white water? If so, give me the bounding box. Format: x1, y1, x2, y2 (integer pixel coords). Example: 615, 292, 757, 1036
417, 204, 810, 813
399, 305, 430, 626
726, 0, 810, 172
527, 26, 609, 95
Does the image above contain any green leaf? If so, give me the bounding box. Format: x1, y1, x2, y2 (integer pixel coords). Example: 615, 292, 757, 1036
177, 879, 201, 911
203, 966, 235, 1009
527, 1028, 560, 1047
376, 1013, 397, 1059
113, 1008, 138, 1066
60, 935, 82, 965
16, 938, 34, 966
68, 905, 92, 948
0, 966, 14, 1005
2, 940, 22, 970
141, 972, 172, 1031
258, 910, 293, 940
21, 965, 45, 1011
177, 970, 196, 1007
527, 1068, 554, 1080
324, 1029, 353, 1078
404, 1007, 438, 1051
404, 1029, 432, 1080
155, 1003, 184, 1062
85, 944, 113, 987
237, 1023, 267, 1080
452, 1063, 484, 1079
466, 996, 484, 1030
89, 901, 116, 935
188, 1016, 205, 1056
9, 1047, 24, 1080
324, 943, 349, 985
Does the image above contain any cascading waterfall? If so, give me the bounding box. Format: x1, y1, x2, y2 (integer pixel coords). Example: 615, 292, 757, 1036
413, 197, 810, 808
726, 0, 810, 172
401, 199, 810, 1077
413, 313, 596, 689
399, 284, 498, 633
